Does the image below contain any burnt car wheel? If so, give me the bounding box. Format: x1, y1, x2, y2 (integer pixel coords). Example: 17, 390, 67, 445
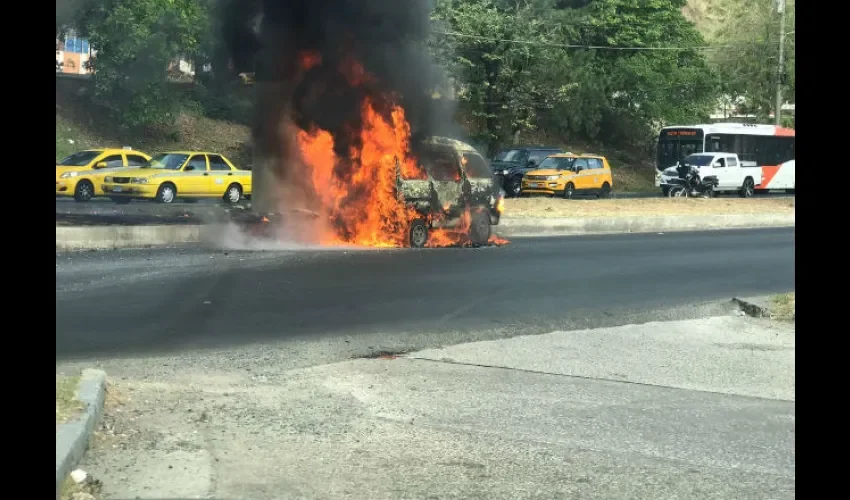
469, 210, 491, 246
408, 218, 429, 248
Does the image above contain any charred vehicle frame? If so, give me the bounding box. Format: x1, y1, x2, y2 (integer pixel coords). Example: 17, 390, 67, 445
396, 137, 504, 248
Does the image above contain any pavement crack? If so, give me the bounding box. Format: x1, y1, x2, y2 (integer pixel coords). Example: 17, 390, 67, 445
404, 355, 795, 403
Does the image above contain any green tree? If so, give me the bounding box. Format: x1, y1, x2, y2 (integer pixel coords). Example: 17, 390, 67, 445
430, 0, 571, 154
710, 0, 794, 121
73, 0, 209, 129
574, 0, 718, 145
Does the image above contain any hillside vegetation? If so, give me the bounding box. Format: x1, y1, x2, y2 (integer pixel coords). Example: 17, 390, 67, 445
55, 75, 658, 191
56, 77, 253, 167
56, 0, 792, 193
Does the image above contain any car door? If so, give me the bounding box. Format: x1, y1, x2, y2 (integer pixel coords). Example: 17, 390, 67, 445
599, 158, 614, 188
572, 158, 591, 190
711, 156, 728, 188
586, 158, 603, 189
424, 147, 464, 215
206, 154, 234, 195
726, 155, 743, 188
93, 153, 124, 170
460, 151, 496, 203
179, 154, 209, 195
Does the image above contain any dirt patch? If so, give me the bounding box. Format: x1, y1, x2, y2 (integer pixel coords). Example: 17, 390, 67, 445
770, 293, 795, 322
57, 375, 82, 424
89, 381, 137, 450
505, 197, 796, 219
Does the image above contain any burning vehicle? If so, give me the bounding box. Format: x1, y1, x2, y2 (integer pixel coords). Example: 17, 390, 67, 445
219, 0, 508, 249
237, 135, 505, 248
395, 136, 503, 247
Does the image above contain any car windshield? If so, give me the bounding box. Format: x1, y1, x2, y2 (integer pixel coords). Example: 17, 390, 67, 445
684, 154, 714, 167
58, 151, 101, 166
494, 149, 524, 162
143, 153, 190, 170
537, 157, 575, 171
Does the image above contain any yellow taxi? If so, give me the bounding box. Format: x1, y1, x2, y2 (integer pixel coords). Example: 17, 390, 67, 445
521, 153, 613, 199
100, 151, 252, 204
56, 148, 151, 202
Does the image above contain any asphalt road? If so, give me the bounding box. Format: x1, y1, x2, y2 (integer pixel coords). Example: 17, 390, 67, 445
56, 227, 795, 361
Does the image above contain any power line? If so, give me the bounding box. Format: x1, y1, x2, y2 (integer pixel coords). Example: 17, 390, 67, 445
430, 30, 777, 52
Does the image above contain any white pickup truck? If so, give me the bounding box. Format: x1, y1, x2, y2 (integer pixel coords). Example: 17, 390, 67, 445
656, 152, 760, 197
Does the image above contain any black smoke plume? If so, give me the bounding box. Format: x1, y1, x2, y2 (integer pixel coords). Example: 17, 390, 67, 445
219, 0, 454, 201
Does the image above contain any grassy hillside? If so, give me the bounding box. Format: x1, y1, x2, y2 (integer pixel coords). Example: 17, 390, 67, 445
683, 0, 732, 40
56, 77, 253, 167
55, 76, 657, 192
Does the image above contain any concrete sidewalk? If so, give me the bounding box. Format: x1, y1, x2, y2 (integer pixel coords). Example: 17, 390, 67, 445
76, 315, 795, 500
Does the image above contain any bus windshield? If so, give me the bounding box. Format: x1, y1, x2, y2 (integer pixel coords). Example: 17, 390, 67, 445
657, 137, 703, 170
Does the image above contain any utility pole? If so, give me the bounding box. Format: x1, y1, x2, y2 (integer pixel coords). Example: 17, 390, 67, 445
774, 0, 787, 126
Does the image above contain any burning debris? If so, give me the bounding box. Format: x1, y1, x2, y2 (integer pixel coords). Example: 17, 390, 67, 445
219, 0, 509, 248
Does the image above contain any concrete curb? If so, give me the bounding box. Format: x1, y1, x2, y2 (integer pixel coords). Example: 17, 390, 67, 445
56, 369, 107, 498
733, 296, 776, 318
56, 213, 795, 250
56, 225, 203, 250
495, 213, 795, 237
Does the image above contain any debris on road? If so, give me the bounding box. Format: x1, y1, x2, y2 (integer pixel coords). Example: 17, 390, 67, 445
734, 293, 795, 321
59, 468, 102, 500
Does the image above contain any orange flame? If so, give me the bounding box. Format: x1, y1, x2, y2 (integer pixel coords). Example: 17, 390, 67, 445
287, 56, 506, 249
297, 50, 322, 71
296, 97, 427, 247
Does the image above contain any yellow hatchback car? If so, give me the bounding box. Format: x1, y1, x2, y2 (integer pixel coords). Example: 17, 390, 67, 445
521, 153, 614, 199
100, 151, 252, 204
56, 148, 151, 202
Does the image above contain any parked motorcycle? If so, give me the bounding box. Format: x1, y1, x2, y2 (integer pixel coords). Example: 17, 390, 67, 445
666, 161, 718, 198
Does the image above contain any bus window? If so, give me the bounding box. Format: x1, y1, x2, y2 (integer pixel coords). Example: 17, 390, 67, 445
740, 136, 757, 163
705, 134, 736, 153
755, 136, 776, 166
777, 137, 795, 164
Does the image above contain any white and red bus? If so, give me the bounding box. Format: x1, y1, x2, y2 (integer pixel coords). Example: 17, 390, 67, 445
656, 123, 795, 193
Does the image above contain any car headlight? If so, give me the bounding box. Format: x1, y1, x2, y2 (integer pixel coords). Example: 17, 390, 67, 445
546, 175, 559, 181
60, 171, 79, 179
131, 177, 149, 184
104, 176, 112, 182
502, 170, 509, 175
